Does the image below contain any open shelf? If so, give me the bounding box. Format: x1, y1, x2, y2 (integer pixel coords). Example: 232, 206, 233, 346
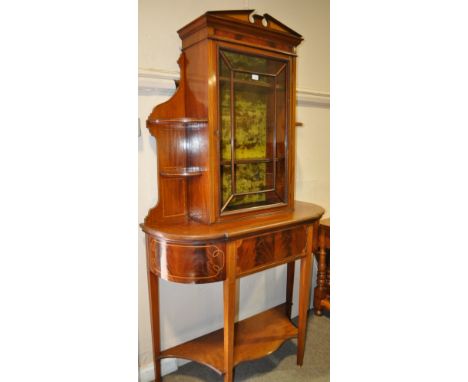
160, 167, 205, 177
147, 118, 207, 128
158, 304, 297, 375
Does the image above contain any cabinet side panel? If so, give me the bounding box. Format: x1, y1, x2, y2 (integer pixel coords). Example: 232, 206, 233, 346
162, 178, 187, 217
147, 54, 186, 120
184, 41, 215, 223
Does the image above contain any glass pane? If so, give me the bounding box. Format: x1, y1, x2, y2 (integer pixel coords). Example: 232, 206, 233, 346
234, 72, 274, 161
226, 195, 268, 211
226, 191, 283, 212
276, 67, 287, 160
221, 165, 232, 206
219, 48, 288, 213
223, 51, 284, 75
220, 56, 231, 162
235, 163, 274, 193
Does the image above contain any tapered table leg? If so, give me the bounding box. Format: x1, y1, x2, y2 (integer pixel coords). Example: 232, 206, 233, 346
286, 261, 295, 318
148, 270, 162, 382
223, 241, 237, 382
297, 224, 314, 366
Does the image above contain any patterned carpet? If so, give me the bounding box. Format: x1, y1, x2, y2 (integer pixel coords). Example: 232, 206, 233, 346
162, 312, 330, 382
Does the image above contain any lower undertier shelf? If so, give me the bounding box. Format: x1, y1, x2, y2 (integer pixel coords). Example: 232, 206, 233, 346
159, 304, 298, 375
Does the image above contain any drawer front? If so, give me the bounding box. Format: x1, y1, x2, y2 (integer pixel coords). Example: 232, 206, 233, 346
147, 236, 226, 283
236, 226, 308, 276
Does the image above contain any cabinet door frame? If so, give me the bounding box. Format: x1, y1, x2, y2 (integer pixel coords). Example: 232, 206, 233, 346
211, 40, 296, 222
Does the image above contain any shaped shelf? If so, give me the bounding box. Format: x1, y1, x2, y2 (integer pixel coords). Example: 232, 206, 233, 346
160, 167, 205, 178
147, 118, 208, 129
158, 304, 297, 375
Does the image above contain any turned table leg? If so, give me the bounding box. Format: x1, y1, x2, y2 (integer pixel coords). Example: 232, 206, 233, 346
297, 225, 314, 366
223, 241, 237, 382
314, 224, 327, 316
148, 271, 162, 382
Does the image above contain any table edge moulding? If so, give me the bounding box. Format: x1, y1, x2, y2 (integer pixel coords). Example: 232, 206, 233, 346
141, 10, 325, 382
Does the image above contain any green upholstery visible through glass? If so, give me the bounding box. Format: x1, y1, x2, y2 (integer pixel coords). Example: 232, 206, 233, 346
219, 49, 288, 212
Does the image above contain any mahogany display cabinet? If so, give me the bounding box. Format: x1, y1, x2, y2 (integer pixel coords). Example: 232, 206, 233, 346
141, 10, 324, 382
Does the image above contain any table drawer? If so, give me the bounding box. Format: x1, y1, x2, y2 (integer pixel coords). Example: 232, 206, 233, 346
147, 236, 226, 283
236, 226, 308, 276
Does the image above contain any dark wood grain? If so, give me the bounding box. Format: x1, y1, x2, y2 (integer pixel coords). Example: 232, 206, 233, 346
235, 225, 307, 276
147, 236, 226, 284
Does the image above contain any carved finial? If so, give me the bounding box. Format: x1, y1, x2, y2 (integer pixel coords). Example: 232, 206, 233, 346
248, 11, 268, 27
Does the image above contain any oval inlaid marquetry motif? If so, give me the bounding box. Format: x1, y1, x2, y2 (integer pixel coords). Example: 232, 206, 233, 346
147, 236, 226, 284
236, 226, 307, 276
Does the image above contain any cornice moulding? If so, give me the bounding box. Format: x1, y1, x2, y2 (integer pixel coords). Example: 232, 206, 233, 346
138, 68, 330, 106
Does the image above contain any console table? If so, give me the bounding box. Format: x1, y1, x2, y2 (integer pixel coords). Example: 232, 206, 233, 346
142, 201, 323, 381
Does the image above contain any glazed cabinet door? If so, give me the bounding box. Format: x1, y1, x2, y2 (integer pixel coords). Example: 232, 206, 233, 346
218, 47, 290, 215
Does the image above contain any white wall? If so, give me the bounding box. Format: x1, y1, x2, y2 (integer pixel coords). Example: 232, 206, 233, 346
138, 0, 329, 378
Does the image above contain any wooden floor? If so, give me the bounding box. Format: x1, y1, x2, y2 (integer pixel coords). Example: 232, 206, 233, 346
160, 312, 330, 382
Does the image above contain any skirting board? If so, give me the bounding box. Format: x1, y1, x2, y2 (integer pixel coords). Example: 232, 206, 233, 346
139, 359, 178, 382
138, 68, 330, 107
